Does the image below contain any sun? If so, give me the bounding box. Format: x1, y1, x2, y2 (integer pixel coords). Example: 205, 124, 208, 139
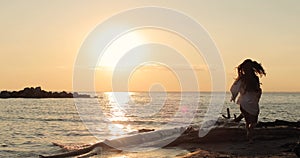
97, 30, 147, 69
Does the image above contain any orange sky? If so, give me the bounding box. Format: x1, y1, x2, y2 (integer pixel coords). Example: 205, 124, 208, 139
1, 0, 300, 92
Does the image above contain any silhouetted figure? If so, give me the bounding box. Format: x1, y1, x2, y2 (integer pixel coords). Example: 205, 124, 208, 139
230, 59, 266, 142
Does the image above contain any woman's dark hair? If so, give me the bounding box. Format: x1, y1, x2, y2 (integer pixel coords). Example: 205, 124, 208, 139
237, 59, 266, 92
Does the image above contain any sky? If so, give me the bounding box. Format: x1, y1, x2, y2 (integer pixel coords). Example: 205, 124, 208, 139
1, 0, 300, 92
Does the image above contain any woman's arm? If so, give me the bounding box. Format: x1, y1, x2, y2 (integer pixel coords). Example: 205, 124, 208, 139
230, 79, 241, 102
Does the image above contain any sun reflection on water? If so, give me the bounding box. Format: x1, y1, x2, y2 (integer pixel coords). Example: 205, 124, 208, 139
104, 92, 134, 138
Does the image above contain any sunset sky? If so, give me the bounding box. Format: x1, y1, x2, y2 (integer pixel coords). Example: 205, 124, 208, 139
1, 0, 300, 92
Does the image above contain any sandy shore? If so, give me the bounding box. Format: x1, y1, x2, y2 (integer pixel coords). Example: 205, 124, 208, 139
40, 120, 300, 158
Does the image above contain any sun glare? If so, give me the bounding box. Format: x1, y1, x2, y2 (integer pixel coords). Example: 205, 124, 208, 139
97, 28, 206, 70
94, 28, 209, 91
98, 30, 147, 69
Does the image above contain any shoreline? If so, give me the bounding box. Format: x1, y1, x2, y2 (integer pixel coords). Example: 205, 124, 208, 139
39, 119, 300, 158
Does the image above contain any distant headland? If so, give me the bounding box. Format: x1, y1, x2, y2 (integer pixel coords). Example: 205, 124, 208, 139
0, 87, 91, 98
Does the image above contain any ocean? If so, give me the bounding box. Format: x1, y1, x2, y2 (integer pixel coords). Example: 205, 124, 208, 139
0, 92, 299, 158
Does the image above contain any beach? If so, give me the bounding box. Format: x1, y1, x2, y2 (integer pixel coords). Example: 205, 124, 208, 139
39, 119, 300, 158
2, 1, 300, 157
0, 92, 299, 158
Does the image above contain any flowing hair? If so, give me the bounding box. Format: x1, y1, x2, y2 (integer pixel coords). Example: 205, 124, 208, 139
237, 59, 266, 92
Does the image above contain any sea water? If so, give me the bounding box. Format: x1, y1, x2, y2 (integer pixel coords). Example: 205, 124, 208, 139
0, 92, 299, 157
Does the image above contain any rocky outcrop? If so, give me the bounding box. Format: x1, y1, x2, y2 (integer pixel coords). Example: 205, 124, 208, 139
0, 87, 90, 98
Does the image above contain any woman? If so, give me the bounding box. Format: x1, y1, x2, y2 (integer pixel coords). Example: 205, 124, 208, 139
230, 59, 266, 142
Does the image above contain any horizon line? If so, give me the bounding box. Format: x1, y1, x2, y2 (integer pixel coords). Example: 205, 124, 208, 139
1, 87, 299, 93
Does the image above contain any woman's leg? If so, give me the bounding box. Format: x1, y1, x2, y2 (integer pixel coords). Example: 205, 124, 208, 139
240, 107, 257, 142
245, 122, 251, 140
247, 124, 253, 142
248, 122, 257, 143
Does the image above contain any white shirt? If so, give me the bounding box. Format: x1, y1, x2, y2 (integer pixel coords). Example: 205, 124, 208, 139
230, 79, 261, 115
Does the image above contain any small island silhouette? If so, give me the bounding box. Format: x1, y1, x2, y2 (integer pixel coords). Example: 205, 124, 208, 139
0, 87, 90, 98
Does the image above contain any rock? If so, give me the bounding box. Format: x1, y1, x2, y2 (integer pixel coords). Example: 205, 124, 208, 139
138, 128, 155, 133
0, 91, 11, 98
0, 87, 91, 98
